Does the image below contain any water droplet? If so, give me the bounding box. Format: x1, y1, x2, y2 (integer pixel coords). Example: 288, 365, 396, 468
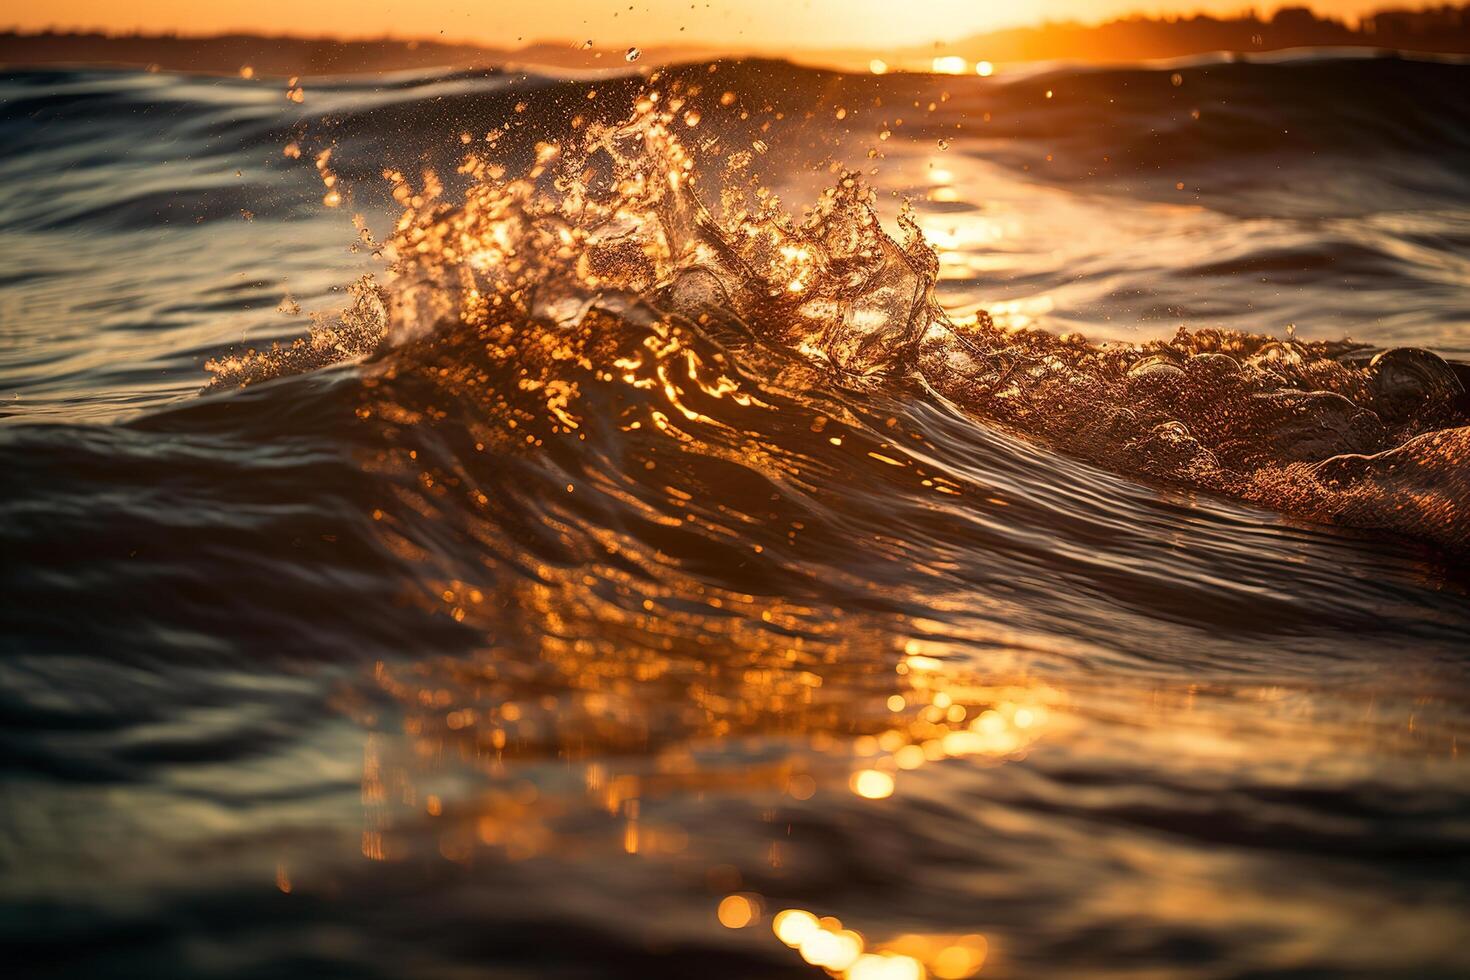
625, 47, 641, 62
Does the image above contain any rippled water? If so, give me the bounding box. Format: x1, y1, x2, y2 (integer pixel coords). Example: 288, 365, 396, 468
3, 53, 1469, 979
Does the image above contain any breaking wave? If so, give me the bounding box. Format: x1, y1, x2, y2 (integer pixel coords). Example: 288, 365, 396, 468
208, 78, 1470, 550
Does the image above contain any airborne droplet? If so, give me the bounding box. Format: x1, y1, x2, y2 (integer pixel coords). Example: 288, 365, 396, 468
625, 47, 641, 62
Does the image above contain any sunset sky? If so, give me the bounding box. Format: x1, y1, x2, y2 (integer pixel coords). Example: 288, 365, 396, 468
4, 1, 1439, 49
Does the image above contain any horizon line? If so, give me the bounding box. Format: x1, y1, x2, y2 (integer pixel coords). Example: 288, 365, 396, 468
4, 2, 1462, 56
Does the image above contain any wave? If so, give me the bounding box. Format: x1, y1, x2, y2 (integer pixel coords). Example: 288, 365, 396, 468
199, 80, 1470, 553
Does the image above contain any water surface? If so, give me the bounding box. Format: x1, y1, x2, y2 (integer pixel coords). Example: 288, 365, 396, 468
2, 53, 1469, 979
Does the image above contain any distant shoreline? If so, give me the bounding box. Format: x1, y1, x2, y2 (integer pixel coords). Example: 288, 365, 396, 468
3, 6, 1469, 76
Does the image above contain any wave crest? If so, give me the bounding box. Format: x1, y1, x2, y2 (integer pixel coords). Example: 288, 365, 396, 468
207, 74, 1470, 551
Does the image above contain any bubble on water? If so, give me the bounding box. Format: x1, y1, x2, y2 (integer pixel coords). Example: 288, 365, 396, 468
1368, 348, 1466, 423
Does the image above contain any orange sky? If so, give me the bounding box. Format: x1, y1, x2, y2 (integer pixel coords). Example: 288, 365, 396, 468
4, 1, 1435, 49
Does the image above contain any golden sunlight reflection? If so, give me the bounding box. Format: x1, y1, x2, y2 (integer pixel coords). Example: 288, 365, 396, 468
353, 533, 1061, 970
849, 768, 895, 799
982, 294, 1055, 330
771, 907, 988, 979
361, 575, 1065, 861
718, 893, 760, 928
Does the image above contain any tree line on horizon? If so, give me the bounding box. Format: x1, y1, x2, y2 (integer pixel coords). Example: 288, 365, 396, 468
922, 4, 1470, 62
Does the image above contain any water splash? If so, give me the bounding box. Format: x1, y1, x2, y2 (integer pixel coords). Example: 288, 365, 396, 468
375, 93, 942, 379
204, 274, 389, 388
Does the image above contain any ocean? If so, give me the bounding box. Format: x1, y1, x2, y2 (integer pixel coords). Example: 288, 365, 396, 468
2, 51, 1469, 978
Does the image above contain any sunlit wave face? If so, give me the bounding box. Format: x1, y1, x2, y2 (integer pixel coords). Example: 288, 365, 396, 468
273, 97, 1066, 972
349, 289, 1063, 968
